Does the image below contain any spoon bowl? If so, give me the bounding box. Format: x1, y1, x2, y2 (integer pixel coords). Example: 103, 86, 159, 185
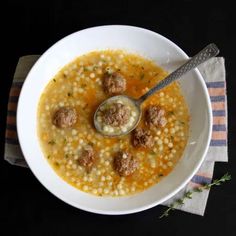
94, 95, 141, 137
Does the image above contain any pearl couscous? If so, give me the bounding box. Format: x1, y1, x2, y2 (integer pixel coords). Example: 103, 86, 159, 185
37, 50, 189, 197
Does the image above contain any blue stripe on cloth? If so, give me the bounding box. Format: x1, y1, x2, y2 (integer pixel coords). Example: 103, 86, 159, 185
210, 139, 227, 146
6, 124, 17, 131
212, 110, 226, 116
5, 138, 19, 145
8, 96, 19, 102
191, 175, 212, 185
210, 96, 225, 102
206, 81, 225, 88
7, 110, 16, 116
12, 81, 23, 87
212, 124, 226, 131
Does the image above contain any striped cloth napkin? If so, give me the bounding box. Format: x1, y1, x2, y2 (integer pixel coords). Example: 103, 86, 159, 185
4, 55, 227, 216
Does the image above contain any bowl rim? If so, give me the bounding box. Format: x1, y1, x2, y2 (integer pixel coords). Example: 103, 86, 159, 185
17, 25, 212, 215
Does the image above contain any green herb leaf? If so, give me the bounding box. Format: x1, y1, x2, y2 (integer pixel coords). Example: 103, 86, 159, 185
54, 161, 60, 167
48, 140, 56, 145
184, 191, 192, 199
93, 65, 98, 71
159, 173, 231, 219
81, 84, 87, 88
203, 172, 231, 189
193, 187, 203, 192
149, 150, 156, 155
88, 142, 94, 146
168, 111, 174, 116
221, 173, 232, 181
140, 73, 145, 80
177, 198, 185, 205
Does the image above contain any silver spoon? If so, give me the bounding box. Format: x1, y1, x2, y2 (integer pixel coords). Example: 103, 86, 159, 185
94, 43, 219, 137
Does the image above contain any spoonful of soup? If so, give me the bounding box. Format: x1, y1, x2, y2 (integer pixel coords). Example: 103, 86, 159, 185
94, 43, 219, 137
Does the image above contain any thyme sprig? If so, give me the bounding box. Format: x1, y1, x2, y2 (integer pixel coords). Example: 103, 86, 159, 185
159, 173, 231, 218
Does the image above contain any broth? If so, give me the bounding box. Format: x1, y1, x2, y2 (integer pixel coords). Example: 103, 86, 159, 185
37, 50, 189, 197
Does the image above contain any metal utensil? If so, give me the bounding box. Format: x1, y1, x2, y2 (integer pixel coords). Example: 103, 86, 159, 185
94, 43, 219, 137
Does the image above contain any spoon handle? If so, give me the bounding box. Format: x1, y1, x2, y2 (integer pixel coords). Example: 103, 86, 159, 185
137, 43, 219, 105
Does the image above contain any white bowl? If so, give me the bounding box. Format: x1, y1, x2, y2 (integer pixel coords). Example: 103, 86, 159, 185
17, 25, 212, 215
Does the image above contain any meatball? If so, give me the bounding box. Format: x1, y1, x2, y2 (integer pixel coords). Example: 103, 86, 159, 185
103, 103, 130, 127
78, 145, 95, 171
145, 105, 167, 127
132, 128, 154, 148
113, 151, 138, 176
103, 72, 126, 94
52, 107, 77, 128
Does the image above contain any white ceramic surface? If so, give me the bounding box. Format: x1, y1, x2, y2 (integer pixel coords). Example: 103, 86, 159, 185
17, 25, 212, 215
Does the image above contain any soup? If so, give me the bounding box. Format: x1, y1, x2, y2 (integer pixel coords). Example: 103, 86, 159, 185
37, 50, 189, 197
94, 95, 140, 136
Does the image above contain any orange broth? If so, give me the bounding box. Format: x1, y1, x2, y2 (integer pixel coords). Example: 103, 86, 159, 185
37, 50, 189, 196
